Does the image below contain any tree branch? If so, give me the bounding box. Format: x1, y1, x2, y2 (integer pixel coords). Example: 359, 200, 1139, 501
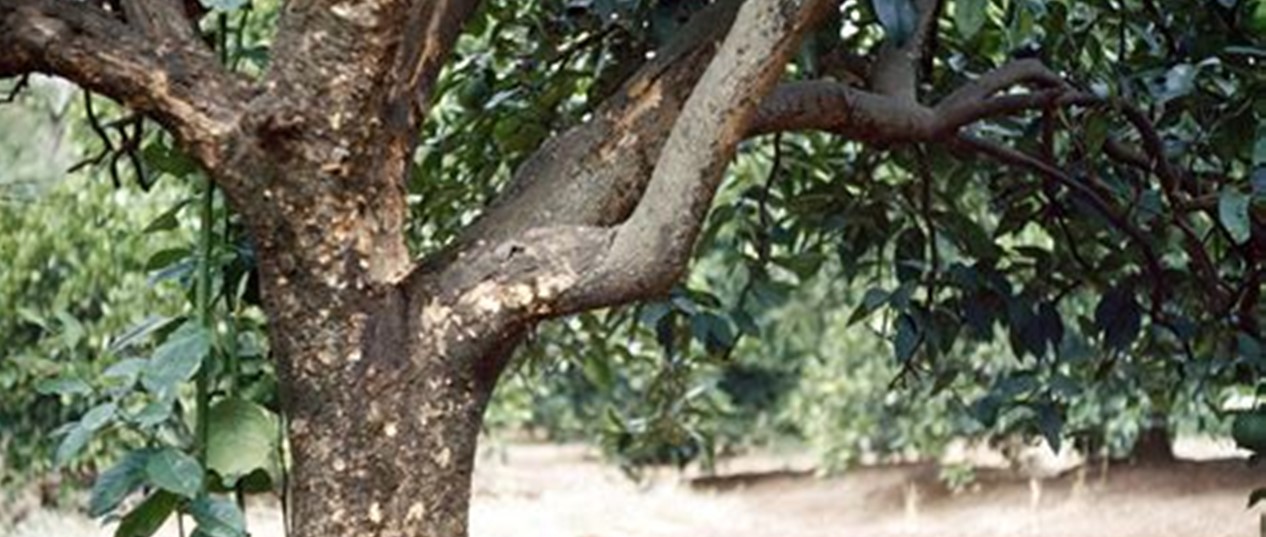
0, 0, 252, 178
745, 79, 937, 141
439, 0, 748, 250
396, 0, 755, 373
400, 0, 833, 349
746, 59, 1090, 143
936, 59, 1068, 110
558, 0, 834, 311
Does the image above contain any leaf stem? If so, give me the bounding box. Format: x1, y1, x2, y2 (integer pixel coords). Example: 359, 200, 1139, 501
194, 176, 214, 466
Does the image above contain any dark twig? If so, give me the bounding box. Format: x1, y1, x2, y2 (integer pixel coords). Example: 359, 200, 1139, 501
2, 74, 30, 103
71, 91, 150, 188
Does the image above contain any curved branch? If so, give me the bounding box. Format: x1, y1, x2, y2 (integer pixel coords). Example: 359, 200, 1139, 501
936, 59, 1069, 110
436, 0, 748, 250
746, 60, 1092, 143
402, 0, 834, 333
559, 0, 835, 311
745, 79, 936, 141
0, 0, 251, 179
933, 90, 1099, 136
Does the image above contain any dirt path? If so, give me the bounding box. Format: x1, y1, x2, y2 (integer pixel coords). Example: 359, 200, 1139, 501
6, 441, 1265, 537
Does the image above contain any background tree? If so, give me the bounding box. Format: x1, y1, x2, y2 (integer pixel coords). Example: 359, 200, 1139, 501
2, 0, 1265, 536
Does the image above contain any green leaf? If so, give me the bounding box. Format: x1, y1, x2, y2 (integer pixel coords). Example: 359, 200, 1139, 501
730, 308, 760, 337
56, 402, 117, 466
848, 287, 890, 325
1154, 63, 1198, 103
1249, 488, 1266, 508
102, 359, 147, 386
141, 322, 211, 399
873, 0, 919, 46
206, 398, 279, 485
109, 316, 175, 353
114, 491, 179, 537
971, 394, 1002, 426
190, 495, 247, 537
1035, 402, 1063, 453
893, 312, 921, 363
954, 0, 987, 39
1219, 187, 1252, 245
894, 227, 926, 283
142, 200, 189, 233
145, 448, 204, 498
36, 377, 92, 397
1252, 0, 1266, 36
145, 247, 191, 273
690, 312, 735, 353
1084, 114, 1109, 154
130, 400, 175, 428
142, 143, 197, 178
1037, 302, 1064, 356
1094, 285, 1141, 351
89, 450, 152, 517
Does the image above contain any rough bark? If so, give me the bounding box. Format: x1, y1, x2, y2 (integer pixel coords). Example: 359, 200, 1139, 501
274, 287, 495, 537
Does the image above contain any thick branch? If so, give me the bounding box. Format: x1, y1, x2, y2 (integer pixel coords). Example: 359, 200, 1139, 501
560, 0, 834, 310
747, 79, 935, 141
396, 0, 751, 379
442, 0, 747, 249
385, 0, 484, 124
0, 0, 251, 179
747, 60, 1088, 143
400, 0, 832, 355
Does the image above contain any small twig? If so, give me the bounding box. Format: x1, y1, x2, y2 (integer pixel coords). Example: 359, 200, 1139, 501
756, 133, 782, 264
1, 74, 30, 103
914, 146, 939, 302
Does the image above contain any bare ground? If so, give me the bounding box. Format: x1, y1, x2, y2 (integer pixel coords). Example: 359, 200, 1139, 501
6, 439, 1265, 537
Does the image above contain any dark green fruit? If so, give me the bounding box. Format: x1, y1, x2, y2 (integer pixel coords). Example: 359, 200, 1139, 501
1232, 412, 1266, 451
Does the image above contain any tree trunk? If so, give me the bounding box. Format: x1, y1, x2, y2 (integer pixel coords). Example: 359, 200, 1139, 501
263, 273, 515, 537
239, 149, 521, 536
1130, 423, 1174, 465
284, 354, 491, 537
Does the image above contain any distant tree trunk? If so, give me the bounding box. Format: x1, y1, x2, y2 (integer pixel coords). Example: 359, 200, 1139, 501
1131, 422, 1174, 464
